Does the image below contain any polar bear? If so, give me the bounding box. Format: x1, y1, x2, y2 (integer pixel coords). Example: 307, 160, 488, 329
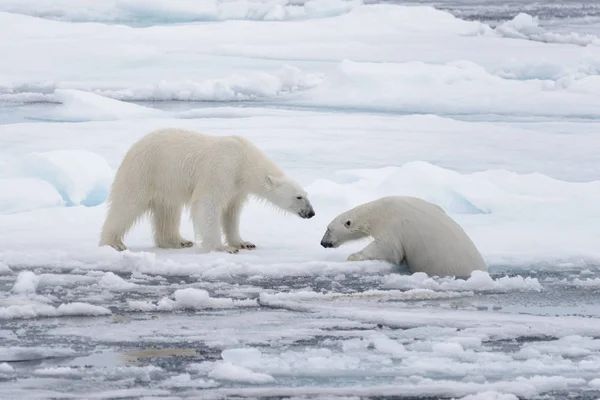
99, 128, 315, 253
320, 196, 487, 278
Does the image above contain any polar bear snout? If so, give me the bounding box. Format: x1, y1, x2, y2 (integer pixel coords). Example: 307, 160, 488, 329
320, 229, 335, 248
299, 206, 315, 219
321, 240, 334, 248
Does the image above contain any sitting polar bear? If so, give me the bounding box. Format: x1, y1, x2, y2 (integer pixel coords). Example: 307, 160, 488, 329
100, 128, 315, 253
320, 196, 487, 278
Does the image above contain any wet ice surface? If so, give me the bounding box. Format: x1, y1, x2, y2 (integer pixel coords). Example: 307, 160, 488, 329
2, 0, 600, 399
2, 266, 600, 399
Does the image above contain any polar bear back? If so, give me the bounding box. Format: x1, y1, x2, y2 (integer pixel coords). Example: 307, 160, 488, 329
110, 128, 283, 206
372, 196, 487, 278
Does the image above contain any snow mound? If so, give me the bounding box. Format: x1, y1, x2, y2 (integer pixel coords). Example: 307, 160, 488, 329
11, 270, 40, 295
50, 89, 165, 121
127, 288, 258, 312
383, 271, 542, 293
91, 65, 323, 102
2, 66, 323, 105
308, 161, 600, 216
208, 361, 274, 384
0, 362, 14, 373
0, 0, 358, 23
99, 272, 138, 290
0, 301, 112, 320
298, 59, 600, 118
0, 178, 64, 214
16, 149, 113, 207
495, 13, 600, 47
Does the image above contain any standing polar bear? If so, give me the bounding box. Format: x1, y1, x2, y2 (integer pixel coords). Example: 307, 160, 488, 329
100, 128, 315, 253
320, 196, 487, 278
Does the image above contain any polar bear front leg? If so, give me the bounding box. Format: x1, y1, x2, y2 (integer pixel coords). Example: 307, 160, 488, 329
191, 197, 238, 254
223, 196, 256, 250
347, 241, 382, 262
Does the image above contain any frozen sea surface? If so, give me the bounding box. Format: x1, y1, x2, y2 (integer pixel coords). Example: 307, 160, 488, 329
1, 0, 600, 399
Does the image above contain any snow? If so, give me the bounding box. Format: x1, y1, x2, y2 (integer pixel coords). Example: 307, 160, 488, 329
0, 0, 359, 23
459, 392, 518, 400
11, 270, 40, 294
0, 362, 14, 373
0, 178, 64, 214
383, 271, 543, 292
495, 13, 600, 47
98, 272, 138, 290
0, 347, 77, 362
126, 288, 258, 312
50, 89, 166, 121
0, 262, 13, 275
1, 0, 600, 398
0, 301, 112, 320
208, 361, 275, 384
13, 149, 114, 207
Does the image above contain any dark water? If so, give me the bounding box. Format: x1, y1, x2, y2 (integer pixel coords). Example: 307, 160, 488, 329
379, 0, 600, 33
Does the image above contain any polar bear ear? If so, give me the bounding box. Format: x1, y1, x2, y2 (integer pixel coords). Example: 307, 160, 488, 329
266, 174, 279, 188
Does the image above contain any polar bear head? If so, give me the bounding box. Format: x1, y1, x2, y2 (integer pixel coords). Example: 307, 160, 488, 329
264, 174, 315, 219
320, 208, 369, 248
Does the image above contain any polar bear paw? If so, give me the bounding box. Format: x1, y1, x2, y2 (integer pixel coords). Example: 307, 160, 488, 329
347, 252, 367, 262
157, 238, 194, 249
231, 241, 256, 250
178, 239, 194, 248
105, 241, 127, 252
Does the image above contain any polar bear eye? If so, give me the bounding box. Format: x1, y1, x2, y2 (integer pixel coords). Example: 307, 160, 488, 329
344, 220, 352, 228
296, 196, 303, 200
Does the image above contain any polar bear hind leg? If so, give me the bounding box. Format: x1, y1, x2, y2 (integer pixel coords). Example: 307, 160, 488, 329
99, 199, 149, 252
150, 202, 193, 249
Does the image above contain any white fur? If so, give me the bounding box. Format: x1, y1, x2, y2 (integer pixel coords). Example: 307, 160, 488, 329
100, 128, 314, 253
320, 196, 488, 278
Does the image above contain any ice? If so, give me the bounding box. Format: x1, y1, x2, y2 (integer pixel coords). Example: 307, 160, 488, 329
495, 13, 600, 47
0, 347, 77, 362
0, 178, 64, 214
11, 270, 40, 294
1, 279, 112, 320
55, 302, 112, 316
2, 0, 600, 398
0, 262, 12, 275
13, 149, 113, 207
33, 366, 81, 377
589, 378, 600, 388
128, 288, 258, 312
460, 392, 518, 400
159, 373, 220, 389
296, 59, 600, 118
0, 0, 358, 23
383, 271, 542, 293
49, 89, 166, 121
208, 361, 275, 384
98, 272, 138, 290
0, 362, 14, 373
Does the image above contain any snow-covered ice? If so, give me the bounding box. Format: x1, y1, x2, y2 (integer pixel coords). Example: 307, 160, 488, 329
1, 0, 600, 398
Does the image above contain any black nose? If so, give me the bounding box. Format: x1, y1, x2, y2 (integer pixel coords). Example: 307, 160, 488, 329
321, 240, 333, 248
307, 210, 315, 218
